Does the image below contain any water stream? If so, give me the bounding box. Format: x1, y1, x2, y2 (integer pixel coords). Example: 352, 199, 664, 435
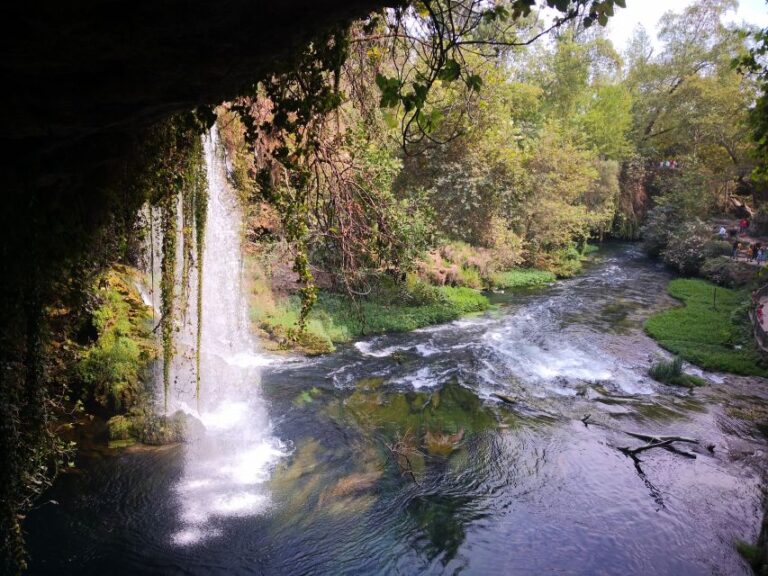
23, 146, 768, 574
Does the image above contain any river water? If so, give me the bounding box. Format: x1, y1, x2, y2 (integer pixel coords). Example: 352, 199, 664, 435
25, 244, 768, 575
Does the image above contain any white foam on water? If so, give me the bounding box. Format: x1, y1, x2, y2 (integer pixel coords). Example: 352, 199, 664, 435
354, 339, 408, 358
415, 342, 440, 357
394, 365, 454, 389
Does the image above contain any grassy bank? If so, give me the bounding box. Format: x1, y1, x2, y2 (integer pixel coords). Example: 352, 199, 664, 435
490, 268, 556, 290
644, 278, 768, 376
249, 243, 594, 355
254, 282, 491, 354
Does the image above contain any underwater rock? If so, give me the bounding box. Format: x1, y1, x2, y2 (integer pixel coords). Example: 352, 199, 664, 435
319, 471, 383, 505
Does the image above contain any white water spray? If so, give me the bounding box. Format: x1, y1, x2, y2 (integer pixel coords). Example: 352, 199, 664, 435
161, 126, 285, 546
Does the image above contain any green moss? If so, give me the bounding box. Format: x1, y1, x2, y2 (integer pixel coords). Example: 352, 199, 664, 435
340, 378, 496, 446
735, 539, 763, 568
76, 267, 156, 412
106, 415, 133, 440
490, 268, 556, 290
644, 279, 768, 376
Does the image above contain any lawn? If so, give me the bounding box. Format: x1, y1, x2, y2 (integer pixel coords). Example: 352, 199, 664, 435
644, 278, 768, 377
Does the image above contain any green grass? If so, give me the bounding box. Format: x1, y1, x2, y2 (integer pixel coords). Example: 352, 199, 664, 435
490, 268, 556, 290
644, 278, 768, 377
255, 284, 490, 354
582, 243, 600, 256
648, 356, 707, 387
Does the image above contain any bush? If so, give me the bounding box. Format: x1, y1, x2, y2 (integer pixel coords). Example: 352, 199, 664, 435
641, 205, 677, 257
700, 256, 757, 288
702, 240, 733, 259
649, 356, 683, 381
648, 357, 706, 387
661, 221, 710, 275
257, 281, 490, 354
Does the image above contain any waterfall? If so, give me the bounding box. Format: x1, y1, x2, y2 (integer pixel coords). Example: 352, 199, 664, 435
161, 126, 286, 546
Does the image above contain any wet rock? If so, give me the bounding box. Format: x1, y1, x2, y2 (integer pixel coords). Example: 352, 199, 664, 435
136, 410, 205, 445
424, 428, 465, 457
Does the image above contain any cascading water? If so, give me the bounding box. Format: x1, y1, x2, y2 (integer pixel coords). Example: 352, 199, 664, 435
159, 126, 285, 546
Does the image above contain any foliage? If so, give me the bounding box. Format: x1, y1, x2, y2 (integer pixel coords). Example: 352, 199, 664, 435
700, 256, 758, 288
644, 278, 768, 376
640, 205, 677, 258
734, 7, 768, 186
369, 0, 625, 152
660, 220, 711, 275
76, 268, 155, 413
490, 268, 556, 289
648, 356, 706, 387
702, 239, 733, 259
753, 205, 768, 235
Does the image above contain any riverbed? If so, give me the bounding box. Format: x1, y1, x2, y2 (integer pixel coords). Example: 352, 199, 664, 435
25, 244, 768, 575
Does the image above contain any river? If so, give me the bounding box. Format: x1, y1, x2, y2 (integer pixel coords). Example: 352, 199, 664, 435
25, 244, 768, 575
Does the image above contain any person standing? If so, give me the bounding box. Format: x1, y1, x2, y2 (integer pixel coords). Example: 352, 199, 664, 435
718, 225, 727, 238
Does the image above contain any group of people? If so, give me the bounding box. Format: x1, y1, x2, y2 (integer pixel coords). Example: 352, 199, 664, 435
732, 239, 766, 264
658, 159, 680, 169
718, 219, 750, 239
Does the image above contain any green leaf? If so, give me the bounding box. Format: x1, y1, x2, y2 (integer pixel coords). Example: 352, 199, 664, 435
438, 59, 461, 83
466, 74, 483, 92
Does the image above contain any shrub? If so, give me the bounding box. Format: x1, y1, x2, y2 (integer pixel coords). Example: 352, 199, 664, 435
641, 205, 677, 257
648, 356, 706, 387
661, 221, 710, 275
76, 268, 155, 413
649, 356, 683, 381
700, 256, 757, 288
702, 239, 733, 259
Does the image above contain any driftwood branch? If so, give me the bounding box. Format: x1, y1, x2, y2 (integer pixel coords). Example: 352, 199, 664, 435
384, 430, 423, 487
618, 432, 699, 460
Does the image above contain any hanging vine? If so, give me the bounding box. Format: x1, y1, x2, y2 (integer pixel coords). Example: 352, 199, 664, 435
193, 140, 208, 410
180, 178, 195, 321
159, 191, 178, 414
233, 29, 348, 329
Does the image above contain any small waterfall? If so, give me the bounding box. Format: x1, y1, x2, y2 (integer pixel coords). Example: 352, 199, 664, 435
163, 126, 286, 546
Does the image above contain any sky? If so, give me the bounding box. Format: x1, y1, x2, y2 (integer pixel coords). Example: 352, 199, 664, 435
605, 0, 768, 51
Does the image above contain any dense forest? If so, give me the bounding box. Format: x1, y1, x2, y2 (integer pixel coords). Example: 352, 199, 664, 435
2, 0, 768, 574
